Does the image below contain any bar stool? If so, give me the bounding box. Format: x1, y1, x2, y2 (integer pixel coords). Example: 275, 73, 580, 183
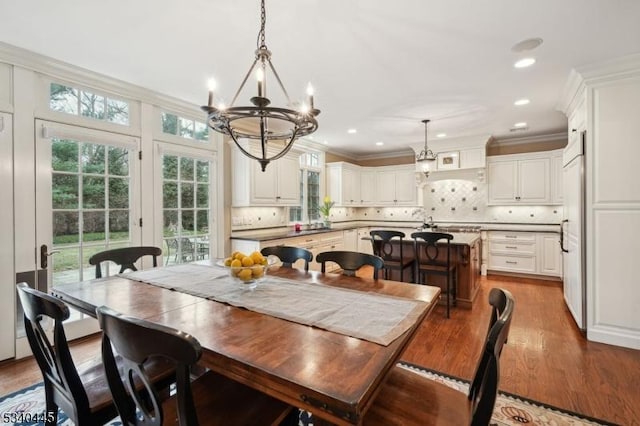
411, 232, 457, 318
370, 230, 414, 282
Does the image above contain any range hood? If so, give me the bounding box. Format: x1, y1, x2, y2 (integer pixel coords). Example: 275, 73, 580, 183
412, 134, 490, 181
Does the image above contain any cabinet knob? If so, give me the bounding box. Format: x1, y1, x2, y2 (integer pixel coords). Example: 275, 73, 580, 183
515, 196, 521, 200
571, 128, 577, 132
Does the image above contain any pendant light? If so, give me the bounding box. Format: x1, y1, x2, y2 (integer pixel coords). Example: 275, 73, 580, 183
416, 119, 437, 177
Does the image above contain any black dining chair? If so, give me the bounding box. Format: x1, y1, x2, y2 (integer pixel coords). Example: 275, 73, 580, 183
89, 246, 162, 278
370, 230, 415, 282
97, 305, 294, 426
364, 288, 515, 426
412, 232, 457, 318
15, 283, 174, 426
316, 250, 385, 279
261, 246, 313, 271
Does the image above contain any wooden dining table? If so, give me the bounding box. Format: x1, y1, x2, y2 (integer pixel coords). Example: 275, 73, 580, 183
51, 261, 440, 425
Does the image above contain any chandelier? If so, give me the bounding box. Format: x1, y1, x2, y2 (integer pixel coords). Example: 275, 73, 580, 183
201, 0, 320, 172
415, 119, 437, 177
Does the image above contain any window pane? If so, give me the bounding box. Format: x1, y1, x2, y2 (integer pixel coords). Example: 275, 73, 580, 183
50, 83, 78, 115
181, 183, 194, 208
109, 177, 129, 208
83, 211, 106, 242
196, 210, 208, 233
310, 153, 319, 167
163, 182, 178, 208
53, 212, 79, 244
83, 176, 106, 209
82, 143, 106, 174
163, 210, 178, 236
308, 171, 320, 220
163, 155, 178, 180
109, 211, 129, 241
196, 160, 209, 182
108, 146, 129, 176
179, 117, 194, 139
196, 184, 208, 208
80, 91, 105, 119
52, 139, 78, 172
162, 113, 179, 135
52, 248, 80, 285
194, 121, 208, 141
180, 158, 194, 181
182, 210, 194, 233
289, 207, 302, 222
52, 174, 79, 209
107, 99, 130, 125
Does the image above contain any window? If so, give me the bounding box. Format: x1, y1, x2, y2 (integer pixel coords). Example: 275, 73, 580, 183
162, 112, 209, 142
162, 154, 211, 264
289, 152, 322, 223
49, 83, 130, 125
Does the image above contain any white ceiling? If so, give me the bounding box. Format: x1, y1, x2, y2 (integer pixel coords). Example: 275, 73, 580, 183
1, 0, 640, 157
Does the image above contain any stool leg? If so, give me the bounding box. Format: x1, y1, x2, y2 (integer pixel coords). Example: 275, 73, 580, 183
446, 272, 450, 318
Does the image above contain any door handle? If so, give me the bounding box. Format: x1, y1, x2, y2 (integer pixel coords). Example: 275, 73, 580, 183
40, 244, 61, 269
560, 219, 569, 253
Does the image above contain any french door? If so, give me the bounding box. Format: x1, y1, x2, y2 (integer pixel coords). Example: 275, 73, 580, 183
0, 112, 14, 361
35, 120, 140, 336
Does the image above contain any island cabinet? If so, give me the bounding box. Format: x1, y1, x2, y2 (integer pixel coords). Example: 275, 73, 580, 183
375, 234, 482, 308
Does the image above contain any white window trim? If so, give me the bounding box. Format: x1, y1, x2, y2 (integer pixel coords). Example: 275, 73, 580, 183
288, 151, 325, 225
153, 107, 214, 149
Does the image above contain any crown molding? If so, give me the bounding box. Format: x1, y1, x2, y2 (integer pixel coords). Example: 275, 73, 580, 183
490, 131, 567, 147
356, 148, 415, 161
0, 41, 202, 118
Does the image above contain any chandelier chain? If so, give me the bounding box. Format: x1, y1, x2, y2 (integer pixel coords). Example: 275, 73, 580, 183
258, 0, 267, 49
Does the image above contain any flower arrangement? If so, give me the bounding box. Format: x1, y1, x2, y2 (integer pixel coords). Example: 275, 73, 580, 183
319, 196, 335, 219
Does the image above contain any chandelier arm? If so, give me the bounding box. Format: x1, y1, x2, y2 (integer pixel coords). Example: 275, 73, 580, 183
266, 59, 292, 104
230, 57, 260, 107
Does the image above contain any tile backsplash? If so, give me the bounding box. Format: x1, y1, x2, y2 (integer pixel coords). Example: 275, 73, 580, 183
232, 179, 562, 230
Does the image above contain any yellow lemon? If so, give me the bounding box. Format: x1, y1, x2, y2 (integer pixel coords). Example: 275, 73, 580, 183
261, 258, 268, 266
241, 256, 254, 267
224, 257, 233, 266
250, 251, 264, 264
237, 268, 253, 282
230, 259, 242, 268
251, 265, 264, 278
234, 252, 246, 261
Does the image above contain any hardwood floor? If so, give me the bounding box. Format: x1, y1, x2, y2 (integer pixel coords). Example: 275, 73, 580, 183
1, 275, 638, 425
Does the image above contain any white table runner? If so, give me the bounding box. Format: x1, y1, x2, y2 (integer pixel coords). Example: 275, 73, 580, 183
123, 264, 427, 346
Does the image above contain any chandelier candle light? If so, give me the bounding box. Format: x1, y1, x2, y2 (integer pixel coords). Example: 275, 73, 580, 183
415, 119, 437, 177
202, 0, 320, 172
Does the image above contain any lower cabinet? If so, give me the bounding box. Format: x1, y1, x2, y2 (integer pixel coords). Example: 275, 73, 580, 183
487, 231, 561, 278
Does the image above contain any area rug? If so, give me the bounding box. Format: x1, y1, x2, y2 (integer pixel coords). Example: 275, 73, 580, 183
0, 366, 617, 425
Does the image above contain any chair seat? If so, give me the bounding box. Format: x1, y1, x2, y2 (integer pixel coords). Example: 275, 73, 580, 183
79, 354, 175, 413
162, 370, 292, 425
382, 258, 414, 270
364, 366, 472, 426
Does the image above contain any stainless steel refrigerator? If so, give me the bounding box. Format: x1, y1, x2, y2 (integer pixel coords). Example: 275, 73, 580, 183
561, 130, 586, 331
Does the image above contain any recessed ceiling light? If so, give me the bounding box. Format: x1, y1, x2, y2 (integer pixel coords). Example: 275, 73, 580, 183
514, 98, 530, 106
375, 141, 384, 146
308, 135, 315, 140
436, 133, 447, 138
347, 128, 357, 134
323, 140, 329, 145
511, 38, 543, 53
514, 58, 536, 68
514, 122, 528, 128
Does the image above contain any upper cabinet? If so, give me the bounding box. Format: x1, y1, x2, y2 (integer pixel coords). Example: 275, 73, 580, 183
327, 162, 417, 207
375, 166, 417, 205
487, 150, 562, 205
232, 140, 300, 206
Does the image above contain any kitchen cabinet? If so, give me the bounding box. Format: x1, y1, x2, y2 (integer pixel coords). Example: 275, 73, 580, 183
359, 169, 377, 205
487, 150, 562, 205
357, 228, 373, 254
551, 153, 563, 204
374, 165, 417, 206
232, 140, 300, 206
343, 228, 358, 251
487, 231, 561, 278
326, 162, 361, 206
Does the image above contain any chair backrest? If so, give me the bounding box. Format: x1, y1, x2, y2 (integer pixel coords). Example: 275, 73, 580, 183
411, 232, 453, 266
261, 246, 313, 271
16, 283, 92, 422
316, 250, 385, 279
97, 305, 202, 426
89, 246, 162, 278
468, 288, 515, 426
370, 230, 406, 262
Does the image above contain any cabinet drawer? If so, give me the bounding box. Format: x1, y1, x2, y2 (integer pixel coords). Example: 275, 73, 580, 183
489, 254, 536, 273
489, 231, 535, 242
489, 241, 535, 255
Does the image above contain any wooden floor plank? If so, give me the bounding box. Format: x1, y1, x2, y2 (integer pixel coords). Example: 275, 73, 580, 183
2, 276, 638, 424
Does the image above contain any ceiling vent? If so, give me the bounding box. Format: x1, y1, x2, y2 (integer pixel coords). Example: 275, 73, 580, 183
509, 126, 529, 132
